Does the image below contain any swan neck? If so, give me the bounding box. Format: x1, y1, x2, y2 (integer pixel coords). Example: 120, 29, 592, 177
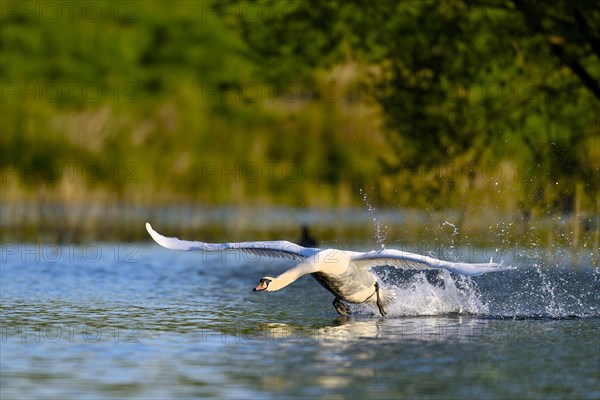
269, 249, 348, 291
270, 260, 315, 291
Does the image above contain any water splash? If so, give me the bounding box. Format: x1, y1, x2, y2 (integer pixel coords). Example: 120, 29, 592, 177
440, 221, 459, 260
535, 267, 563, 317
475, 264, 600, 319
352, 263, 600, 319
386, 271, 487, 317
441, 221, 459, 238
359, 189, 387, 249
353, 270, 488, 317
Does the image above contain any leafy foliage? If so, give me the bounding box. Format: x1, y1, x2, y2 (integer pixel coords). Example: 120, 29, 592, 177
1, 0, 598, 216
233, 0, 599, 212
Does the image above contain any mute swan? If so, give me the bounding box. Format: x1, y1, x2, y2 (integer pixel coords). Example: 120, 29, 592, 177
146, 223, 512, 317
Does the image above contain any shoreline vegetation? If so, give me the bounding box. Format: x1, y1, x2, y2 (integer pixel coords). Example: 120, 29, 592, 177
1, 1, 598, 257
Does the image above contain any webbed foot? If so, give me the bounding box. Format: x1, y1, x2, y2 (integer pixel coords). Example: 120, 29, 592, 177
333, 297, 351, 316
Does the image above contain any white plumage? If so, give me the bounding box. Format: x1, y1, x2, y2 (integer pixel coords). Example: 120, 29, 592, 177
146, 223, 513, 317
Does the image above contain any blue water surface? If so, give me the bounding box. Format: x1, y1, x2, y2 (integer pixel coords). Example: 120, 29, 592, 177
1, 243, 599, 399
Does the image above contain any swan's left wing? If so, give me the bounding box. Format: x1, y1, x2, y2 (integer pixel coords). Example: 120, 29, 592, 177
350, 248, 513, 276
146, 223, 320, 261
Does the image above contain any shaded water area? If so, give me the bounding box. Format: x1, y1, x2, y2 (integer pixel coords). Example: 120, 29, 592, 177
1, 238, 599, 399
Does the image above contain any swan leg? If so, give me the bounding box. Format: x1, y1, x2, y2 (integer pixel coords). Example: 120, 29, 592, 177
375, 282, 387, 317
333, 297, 351, 316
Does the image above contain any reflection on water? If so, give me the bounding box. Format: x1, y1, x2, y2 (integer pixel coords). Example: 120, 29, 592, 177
1, 243, 599, 399
258, 317, 491, 343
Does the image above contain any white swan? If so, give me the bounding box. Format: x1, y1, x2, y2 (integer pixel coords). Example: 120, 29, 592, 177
145, 223, 512, 317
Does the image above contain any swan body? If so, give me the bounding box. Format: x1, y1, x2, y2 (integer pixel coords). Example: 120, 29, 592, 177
146, 223, 513, 316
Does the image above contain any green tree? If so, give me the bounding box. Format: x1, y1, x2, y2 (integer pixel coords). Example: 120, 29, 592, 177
232, 0, 599, 212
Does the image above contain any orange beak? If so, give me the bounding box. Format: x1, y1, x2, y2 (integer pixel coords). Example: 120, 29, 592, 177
253, 279, 271, 291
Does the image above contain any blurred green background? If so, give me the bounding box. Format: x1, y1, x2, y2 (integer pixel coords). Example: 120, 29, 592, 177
0, 0, 598, 248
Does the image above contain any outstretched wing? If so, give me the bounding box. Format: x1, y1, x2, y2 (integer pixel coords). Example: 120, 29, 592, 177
350, 248, 513, 276
146, 223, 320, 261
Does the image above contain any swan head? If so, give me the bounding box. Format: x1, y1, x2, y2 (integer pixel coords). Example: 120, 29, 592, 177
253, 277, 274, 292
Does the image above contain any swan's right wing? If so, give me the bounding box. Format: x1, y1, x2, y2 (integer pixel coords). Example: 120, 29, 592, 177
146, 223, 320, 261
350, 248, 513, 276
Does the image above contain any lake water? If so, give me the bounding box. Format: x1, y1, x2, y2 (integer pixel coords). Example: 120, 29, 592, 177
1, 242, 598, 399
